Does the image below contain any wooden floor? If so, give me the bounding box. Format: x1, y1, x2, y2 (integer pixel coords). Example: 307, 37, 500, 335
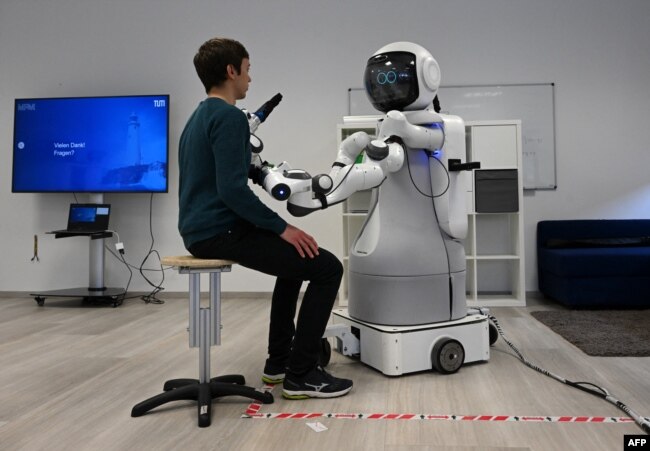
0, 293, 647, 451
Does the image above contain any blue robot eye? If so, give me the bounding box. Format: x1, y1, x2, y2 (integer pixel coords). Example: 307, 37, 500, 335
377, 71, 399, 85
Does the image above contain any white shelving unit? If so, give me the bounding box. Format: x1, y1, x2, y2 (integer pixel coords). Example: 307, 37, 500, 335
337, 119, 378, 306
337, 118, 525, 307
465, 120, 525, 307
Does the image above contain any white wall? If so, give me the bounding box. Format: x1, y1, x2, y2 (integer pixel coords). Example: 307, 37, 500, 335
1, 0, 649, 294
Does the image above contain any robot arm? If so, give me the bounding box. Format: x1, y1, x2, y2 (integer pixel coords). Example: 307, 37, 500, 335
259, 131, 405, 217
256, 108, 476, 242
249, 87, 474, 240
325, 131, 405, 205
245, 93, 445, 223
244, 93, 283, 153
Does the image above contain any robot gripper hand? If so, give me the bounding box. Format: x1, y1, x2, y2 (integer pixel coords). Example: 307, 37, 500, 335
260, 162, 333, 210
244, 93, 283, 155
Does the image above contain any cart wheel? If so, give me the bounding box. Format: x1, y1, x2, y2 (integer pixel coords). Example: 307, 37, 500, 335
489, 322, 499, 346
318, 338, 331, 367
35, 296, 45, 306
431, 339, 465, 374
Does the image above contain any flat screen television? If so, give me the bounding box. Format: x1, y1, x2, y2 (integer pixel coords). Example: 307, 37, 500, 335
12, 94, 169, 193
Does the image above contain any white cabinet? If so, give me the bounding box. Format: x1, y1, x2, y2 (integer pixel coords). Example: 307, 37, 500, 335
469, 124, 518, 168
337, 118, 525, 307
465, 120, 525, 307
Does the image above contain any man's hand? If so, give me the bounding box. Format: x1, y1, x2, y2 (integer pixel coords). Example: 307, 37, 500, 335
280, 224, 319, 258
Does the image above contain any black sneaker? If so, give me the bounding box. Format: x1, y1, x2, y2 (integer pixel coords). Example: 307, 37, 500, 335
282, 366, 353, 399
262, 359, 287, 385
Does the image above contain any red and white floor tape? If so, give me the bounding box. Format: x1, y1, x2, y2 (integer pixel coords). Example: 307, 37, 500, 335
242, 384, 646, 425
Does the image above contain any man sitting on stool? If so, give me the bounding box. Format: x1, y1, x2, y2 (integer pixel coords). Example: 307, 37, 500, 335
178, 37, 352, 399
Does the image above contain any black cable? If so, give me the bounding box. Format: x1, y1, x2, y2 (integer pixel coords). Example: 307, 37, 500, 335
403, 148, 450, 198
72, 193, 168, 303
388, 137, 455, 318
105, 246, 173, 273
117, 249, 133, 299
425, 153, 454, 320
100, 230, 133, 300
428, 154, 451, 198
103, 228, 172, 303
391, 134, 455, 316
328, 160, 357, 195
487, 312, 650, 434
138, 193, 165, 304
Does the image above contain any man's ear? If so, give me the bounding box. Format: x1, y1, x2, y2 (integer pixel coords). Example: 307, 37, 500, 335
225, 63, 239, 79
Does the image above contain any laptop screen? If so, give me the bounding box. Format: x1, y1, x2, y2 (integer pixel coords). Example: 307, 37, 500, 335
68, 204, 110, 231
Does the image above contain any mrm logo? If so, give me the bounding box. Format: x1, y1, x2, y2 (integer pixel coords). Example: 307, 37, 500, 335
17, 103, 36, 111
625, 435, 649, 451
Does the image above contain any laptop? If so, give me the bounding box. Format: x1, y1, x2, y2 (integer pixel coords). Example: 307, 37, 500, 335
51, 204, 111, 234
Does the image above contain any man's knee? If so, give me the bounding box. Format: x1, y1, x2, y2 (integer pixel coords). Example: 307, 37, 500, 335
332, 258, 344, 282
316, 249, 343, 283
326, 253, 344, 283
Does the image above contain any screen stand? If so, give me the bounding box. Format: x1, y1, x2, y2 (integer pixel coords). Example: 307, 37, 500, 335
88, 192, 106, 292
30, 193, 126, 307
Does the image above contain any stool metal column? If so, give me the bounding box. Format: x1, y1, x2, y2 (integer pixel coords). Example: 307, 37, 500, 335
131, 257, 274, 427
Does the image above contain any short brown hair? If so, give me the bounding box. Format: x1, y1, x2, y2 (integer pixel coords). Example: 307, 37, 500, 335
193, 38, 249, 93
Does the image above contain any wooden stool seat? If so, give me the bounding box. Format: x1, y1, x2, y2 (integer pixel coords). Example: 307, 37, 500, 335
161, 255, 236, 269
131, 255, 273, 427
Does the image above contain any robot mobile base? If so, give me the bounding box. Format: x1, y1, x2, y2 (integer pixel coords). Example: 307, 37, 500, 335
326, 308, 492, 376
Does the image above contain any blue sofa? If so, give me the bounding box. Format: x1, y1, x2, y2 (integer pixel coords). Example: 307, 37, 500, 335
537, 220, 650, 308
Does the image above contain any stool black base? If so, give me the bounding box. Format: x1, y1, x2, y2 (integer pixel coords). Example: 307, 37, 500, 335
131, 374, 274, 427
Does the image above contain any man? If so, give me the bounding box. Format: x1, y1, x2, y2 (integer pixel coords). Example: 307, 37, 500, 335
178, 37, 352, 399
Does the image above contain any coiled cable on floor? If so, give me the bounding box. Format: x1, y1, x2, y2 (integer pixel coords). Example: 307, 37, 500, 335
484, 311, 650, 434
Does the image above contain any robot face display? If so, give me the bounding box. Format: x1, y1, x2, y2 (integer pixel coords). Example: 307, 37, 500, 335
364, 52, 418, 112
364, 42, 441, 112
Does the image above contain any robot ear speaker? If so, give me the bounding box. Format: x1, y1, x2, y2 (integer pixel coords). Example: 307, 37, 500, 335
422, 56, 441, 92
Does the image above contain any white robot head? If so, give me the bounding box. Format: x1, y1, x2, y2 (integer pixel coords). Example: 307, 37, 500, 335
364, 42, 441, 113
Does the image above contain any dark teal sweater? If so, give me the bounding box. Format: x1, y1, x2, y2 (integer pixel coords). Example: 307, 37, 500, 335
178, 97, 287, 249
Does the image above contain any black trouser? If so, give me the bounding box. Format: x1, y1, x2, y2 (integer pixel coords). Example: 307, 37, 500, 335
189, 223, 343, 375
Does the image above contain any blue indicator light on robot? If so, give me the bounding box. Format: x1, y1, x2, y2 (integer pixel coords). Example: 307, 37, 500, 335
272, 184, 291, 201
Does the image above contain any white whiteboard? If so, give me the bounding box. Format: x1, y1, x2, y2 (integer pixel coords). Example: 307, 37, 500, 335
347, 83, 557, 190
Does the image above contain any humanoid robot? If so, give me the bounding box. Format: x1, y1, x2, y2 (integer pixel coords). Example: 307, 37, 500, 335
252, 42, 493, 375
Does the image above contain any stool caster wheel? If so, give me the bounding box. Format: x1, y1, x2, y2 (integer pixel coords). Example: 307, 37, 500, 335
35, 296, 45, 306
260, 391, 274, 404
